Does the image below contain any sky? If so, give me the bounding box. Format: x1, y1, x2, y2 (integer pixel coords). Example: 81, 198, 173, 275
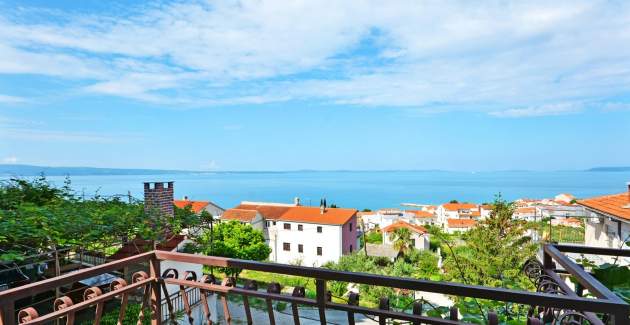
0, 0, 629, 171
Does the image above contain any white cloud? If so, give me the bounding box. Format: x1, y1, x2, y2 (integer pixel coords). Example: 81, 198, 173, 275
0, 116, 141, 143
0, 94, 26, 104
490, 103, 583, 118
0, 1, 630, 115
2, 156, 18, 164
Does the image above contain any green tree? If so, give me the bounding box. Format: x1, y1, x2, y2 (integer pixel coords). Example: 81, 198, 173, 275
194, 221, 271, 277
364, 231, 383, 244
438, 194, 537, 323
390, 227, 413, 258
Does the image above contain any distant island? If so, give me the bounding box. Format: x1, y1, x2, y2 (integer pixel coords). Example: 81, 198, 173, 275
0, 164, 199, 176
586, 167, 630, 172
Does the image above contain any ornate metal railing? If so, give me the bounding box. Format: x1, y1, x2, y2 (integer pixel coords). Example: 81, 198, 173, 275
0, 245, 628, 325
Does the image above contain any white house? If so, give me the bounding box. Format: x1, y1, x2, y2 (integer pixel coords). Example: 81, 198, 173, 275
444, 218, 477, 234
578, 184, 630, 251
406, 210, 437, 226
221, 209, 265, 232
223, 201, 358, 267
436, 203, 479, 226
174, 197, 225, 218
360, 209, 416, 230
513, 207, 537, 221
381, 220, 430, 250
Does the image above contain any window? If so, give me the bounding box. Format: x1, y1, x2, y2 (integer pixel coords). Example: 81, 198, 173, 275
283, 243, 290, 251
266, 221, 270, 227
317, 247, 322, 256
349, 245, 353, 252
411, 239, 416, 247
298, 244, 303, 253
349, 222, 353, 231
273, 221, 276, 225
284, 223, 291, 230
298, 224, 303, 231
317, 226, 322, 233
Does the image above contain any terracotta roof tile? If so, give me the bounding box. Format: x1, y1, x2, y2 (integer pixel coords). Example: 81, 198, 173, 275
173, 200, 209, 214
382, 220, 427, 234
442, 203, 477, 211
447, 218, 477, 228
578, 192, 630, 221
222, 209, 259, 222
407, 210, 435, 218
279, 207, 357, 225
235, 204, 290, 220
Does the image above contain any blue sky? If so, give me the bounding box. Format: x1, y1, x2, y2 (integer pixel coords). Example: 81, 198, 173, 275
1, 0, 629, 171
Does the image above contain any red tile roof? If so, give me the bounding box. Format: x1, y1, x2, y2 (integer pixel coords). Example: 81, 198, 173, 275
382, 220, 427, 234
222, 209, 259, 222
442, 203, 477, 211
578, 192, 630, 221
279, 206, 357, 225
173, 200, 209, 214
235, 204, 291, 220
516, 207, 536, 214
406, 210, 434, 218
447, 218, 477, 228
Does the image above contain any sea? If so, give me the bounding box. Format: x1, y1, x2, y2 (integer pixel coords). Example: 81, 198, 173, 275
5, 170, 630, 210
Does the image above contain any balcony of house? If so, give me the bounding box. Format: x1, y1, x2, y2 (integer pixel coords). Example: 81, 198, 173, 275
1, 243, 628, 325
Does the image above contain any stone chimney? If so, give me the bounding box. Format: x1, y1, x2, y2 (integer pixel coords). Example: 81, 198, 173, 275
144, 181, 174, 217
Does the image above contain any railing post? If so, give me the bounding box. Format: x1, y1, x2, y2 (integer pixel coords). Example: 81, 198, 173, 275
266, 282, 280, 325
611, 306, 629, 325
149, 256, 162, 325
542, 244, 554, 270
291, 286, 305, 325
412, 301, 422, 325
347, 292, 359, 325
378, 297, 389, 325
315, 279, 327, 325
0, 300, 15, 325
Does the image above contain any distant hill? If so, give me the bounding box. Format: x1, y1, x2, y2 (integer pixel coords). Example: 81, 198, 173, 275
0, 164, 198, 176
586, 166, 630, 172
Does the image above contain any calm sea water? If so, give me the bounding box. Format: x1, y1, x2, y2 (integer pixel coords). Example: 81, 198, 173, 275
5, 171, 629, 210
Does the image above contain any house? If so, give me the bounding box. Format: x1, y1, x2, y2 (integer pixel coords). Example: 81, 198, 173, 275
360, 209, 414, 230
406, 210, 437, 226
272, 205, 357, 266
445, 218, 477, 233
381, 221, 430, 250
514, 207, 537, 221
221, 208, 265, 231
436, 203, 478, 225
223, 200, 358, 267
173, 196, 225, 218
578, 184, 630, 251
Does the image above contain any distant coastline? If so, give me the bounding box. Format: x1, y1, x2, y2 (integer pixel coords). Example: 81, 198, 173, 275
586, 167, 630, 172
1, 164, 629, 177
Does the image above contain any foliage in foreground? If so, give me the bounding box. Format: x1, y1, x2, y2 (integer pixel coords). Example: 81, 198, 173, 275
0, 176, 198, 262
192, 220, 271, 276
323, 250, 439, 307
437, 194, 537, 323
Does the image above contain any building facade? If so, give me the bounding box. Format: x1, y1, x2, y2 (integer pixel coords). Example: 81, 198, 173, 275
381, 220, 430, 250
222, 201, 358, 267
579, 184, 630, 250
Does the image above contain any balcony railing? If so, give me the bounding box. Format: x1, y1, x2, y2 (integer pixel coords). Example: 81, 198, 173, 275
0, 244, 628, 325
